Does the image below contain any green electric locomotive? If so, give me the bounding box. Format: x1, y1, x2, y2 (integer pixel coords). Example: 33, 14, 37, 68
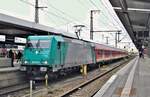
20, 35, 96, 80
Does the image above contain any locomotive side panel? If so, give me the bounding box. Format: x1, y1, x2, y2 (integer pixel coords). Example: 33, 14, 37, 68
62, 38, 95, 68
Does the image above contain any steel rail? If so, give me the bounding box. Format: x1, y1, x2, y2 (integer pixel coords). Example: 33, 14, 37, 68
51, 57, 133, 97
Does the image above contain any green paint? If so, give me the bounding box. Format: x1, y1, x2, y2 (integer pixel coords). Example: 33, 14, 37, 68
23, 35, 68, 68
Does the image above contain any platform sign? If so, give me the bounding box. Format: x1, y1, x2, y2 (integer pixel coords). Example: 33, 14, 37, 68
18, 45, 25, 50
0, 35, 5, 41
15, 37, 26, 43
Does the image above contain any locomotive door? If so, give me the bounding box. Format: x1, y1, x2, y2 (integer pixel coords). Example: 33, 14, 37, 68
91, 46, 96, 63
57, 42, 64, 65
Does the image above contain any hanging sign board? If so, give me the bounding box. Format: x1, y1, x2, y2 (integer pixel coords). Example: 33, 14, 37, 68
15, 37, 26, 43
0, 35, 5, 41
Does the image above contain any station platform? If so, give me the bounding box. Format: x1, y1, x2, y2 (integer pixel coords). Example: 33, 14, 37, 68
0, 57, 21, 68
94, 55, 150, 97
0, 58, 20, 72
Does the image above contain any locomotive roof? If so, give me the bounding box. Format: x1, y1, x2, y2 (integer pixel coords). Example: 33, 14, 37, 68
94, 43, 126, 52
80, 38, 126, 52
27, 35, 126, 52
28, 35, 64, 42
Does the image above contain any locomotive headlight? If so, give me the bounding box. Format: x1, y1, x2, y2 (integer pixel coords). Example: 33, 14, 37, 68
24, 61, 28, 64
40, 67, 47, 72
35, 50, 39, 54
44, 61, 48, 64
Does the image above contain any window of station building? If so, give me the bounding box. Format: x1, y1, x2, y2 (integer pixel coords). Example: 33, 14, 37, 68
138, 31, 149, 38
144, 31, 149, 37
138, 31, 143, 37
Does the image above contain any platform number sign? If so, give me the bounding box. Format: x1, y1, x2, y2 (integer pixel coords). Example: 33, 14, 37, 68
0, 35, 5, 41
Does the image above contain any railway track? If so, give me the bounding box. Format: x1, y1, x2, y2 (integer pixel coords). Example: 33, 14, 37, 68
0, 67, 28, 97
54, 58, 132, 97
2, 57, 133, 97
0, 83, 29, 97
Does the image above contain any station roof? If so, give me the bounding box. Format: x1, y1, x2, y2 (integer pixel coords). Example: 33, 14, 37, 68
109, 0, 150, 49
0, 13, 76, 38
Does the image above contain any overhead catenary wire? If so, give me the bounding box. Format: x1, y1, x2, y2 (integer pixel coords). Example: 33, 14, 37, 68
76, 0, 115, 31
99, 0, 129, 41
89, 0, 129, 43
76, 0, 120, 41
19, 0, 93, 31
19, 0, 76, 26
46, 1, 90, 27
21, 0, 113, 29
99, 0, 126, 31
88, 0, 119, 30
100, 0, 131, 42
78, 0, 111, 27
19, 0, 60, 26
87, 0, 120, 42
77, 0, 91, 10
46, 2, 82, 25
20, 0, 115, 30
19, 0, 125, 40
19, 0, 35, 6
88, 0, 123, 45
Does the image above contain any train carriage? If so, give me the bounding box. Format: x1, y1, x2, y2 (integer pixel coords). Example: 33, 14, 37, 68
20, 35, 128, 80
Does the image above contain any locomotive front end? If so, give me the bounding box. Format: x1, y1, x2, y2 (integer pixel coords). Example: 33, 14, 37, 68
20, 36, 52, 80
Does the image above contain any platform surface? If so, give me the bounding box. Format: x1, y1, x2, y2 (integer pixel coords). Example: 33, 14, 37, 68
94, 56, 150, 97
0, 59, 20, 72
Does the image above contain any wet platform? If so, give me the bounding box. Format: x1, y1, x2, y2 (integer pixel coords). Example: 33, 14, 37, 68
94, 55, 150, 97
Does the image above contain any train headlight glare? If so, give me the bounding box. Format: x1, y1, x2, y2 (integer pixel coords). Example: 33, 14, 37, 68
24, 61, 28, 64
44, 61, 48, 64
35, 51, 39, 54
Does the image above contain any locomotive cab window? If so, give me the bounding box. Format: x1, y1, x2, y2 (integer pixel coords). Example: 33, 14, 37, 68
26, 39, 50, 48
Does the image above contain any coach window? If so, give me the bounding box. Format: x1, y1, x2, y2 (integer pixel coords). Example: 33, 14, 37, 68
98, 50, 100, 55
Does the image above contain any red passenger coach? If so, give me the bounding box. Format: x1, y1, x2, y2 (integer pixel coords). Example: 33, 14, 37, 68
94, 43, 128, 63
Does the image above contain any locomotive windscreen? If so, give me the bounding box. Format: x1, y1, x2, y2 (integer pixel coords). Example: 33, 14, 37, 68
27, 40, 50, 48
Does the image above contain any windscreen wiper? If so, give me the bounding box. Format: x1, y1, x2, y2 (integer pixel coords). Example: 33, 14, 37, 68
36, 40, 40, 49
